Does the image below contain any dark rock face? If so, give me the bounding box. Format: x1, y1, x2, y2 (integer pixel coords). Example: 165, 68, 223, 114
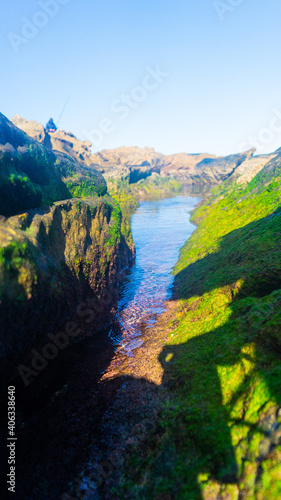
0, 113, 133, 379
0, 114, 70, 216
0, 197, 133, 380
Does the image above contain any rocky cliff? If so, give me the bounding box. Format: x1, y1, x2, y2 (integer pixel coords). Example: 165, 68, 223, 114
12, 115, 94, 168
0, 114, 133, 379
1, 114, 107, 217
12, 116, 271, 186
92, 147, 261, 185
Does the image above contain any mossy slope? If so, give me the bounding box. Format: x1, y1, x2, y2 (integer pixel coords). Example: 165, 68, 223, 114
120, 154, 281, 499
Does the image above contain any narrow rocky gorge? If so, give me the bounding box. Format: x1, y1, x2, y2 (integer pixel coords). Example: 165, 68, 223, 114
1, 113, 281, 499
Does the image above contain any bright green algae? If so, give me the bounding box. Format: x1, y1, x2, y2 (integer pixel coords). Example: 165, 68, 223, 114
118, 159, 281, 499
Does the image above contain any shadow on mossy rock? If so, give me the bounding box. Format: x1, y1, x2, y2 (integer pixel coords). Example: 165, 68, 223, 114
0, 196, 133, 381
0, 113, 107, 217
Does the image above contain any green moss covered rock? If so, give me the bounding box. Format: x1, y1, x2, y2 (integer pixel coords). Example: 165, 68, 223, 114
0, 113, 107, 217
119, 148, 281, 499
0, 196, 132, 379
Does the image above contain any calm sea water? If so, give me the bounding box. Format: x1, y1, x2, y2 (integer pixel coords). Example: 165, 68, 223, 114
107, 194, 201, 356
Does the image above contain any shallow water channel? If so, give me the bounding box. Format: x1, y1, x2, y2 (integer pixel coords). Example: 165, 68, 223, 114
109, 194, 201, 357
15, 193, 201, 499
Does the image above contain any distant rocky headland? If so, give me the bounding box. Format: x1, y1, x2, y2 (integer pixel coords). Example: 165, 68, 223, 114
12, 115, 278, 186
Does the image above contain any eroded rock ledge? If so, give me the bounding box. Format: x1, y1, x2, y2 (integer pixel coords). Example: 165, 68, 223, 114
0, 114, 133, 380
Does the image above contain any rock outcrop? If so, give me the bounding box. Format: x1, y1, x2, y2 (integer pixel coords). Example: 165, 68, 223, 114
91, 146, 165, 182
13, 116, 262, 186
12, 115, 46, 144
0, 113, 133, 379
160, 152, 216, 177
234, 153, 277, 185
12, 115, 94, 167
188, 148, 256, 184
1, 113, 106, 217
90, 146, 262, 185
10, 114, 281, 191
1, 197, 131, 379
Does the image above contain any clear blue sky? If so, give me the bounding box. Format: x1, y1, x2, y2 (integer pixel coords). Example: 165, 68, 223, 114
1, 0, 281, 156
